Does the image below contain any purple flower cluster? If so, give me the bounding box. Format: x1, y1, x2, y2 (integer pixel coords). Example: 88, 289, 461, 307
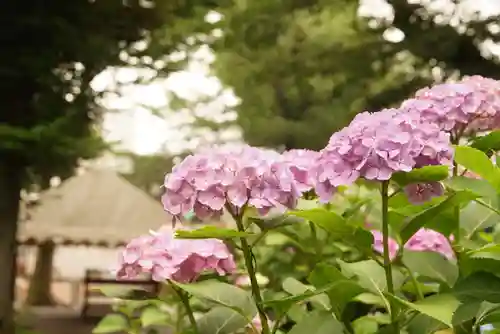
312, 108, 453, 202
403, 181, 444, 205
282, 149, 319, 193
402, 76, 500, 135
116, 226, 236, 283
371, 228, 454, 261
162, 145, 308, 220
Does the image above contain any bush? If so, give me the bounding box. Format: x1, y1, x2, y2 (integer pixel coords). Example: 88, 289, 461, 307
95, 76, 500, 334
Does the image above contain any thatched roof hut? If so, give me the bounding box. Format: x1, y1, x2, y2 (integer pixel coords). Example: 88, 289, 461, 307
18, 169, 171, 247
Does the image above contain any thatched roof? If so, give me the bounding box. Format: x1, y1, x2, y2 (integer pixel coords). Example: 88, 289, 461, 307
18, 169, 171, 247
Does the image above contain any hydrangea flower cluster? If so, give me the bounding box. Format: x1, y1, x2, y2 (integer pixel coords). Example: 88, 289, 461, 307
402, 76, 500, 135
403, 181, 444, 205
371, 228, 454, 261
312, 108, 453, 202
371, 230, 400, 261
281, 149, 319, 193
115, 226, 236, 283
405, 228, 455, 260
162, 145, 303, 220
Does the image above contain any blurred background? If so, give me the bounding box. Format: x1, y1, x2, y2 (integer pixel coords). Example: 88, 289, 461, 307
1, 0, 500, 333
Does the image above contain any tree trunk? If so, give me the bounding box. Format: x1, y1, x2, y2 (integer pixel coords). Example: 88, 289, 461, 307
26, 241, 56, 306
0, 159, 22, 334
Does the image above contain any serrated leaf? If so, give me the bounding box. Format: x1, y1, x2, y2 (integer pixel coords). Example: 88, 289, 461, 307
288, 208, 373, 250
390, 294, 460, 327
93, 314, 129, 333
470, 131, 500, 153
467, 244, 500, 260
282, 277, 330, 310
197, 307, 249, 334
454, 146, 500, 189
288, 209, 353, 237
445, 176, 498, 198
308, 264, 365, 315
175, 226, 255, 239
288, 310, 343, 334
173, 280, 257, 317
402, 250, 458, 287
400, 190, 478, 243
392, 165, 450, 186
338, 260, 404, 314
453, 272, 500, 303
461, 201, 499, 239
351, 316, 378, 334
141, 306, 170, 327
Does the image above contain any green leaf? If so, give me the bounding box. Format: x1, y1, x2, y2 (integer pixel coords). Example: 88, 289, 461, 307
453, 272, 500, 303
402, 250, 459, 287
400, 190, 478, 243
406, 314, 448, 334
392, 165, 450, 186
288, 310, 344, 334
282, 277, 330, 310
288, 208, 373, 250
288, 209, 352, 237
454, 146, 500, 189
140, 306, 170, 327
92, 314, 129, 334
264, 280, 347, 309
467, 244, 500, 260
338, 260, 404, 314
173, 280, 257, 317
451, 301, 482, 326
96, 286, 153, 300
175, 226, 255, 239
470, 130, 500, 153
351, 316, 378, 334
197, 307, 249, 334
477, 303, 500, 326
390, 294, 460, 327
308, 264, 365, 314
445, 176, 498, 199
287, 304, 308, 323
461, 202, 499, 239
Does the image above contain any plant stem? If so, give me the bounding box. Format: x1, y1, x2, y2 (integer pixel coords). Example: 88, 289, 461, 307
453, 161, 460, 243
233, 211, 270, 334
171, 283, 199, 334
381, 181, 397, 332
404, 265, 424, 300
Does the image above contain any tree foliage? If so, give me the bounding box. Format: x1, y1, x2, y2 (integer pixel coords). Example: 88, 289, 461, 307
188, 0, 500, 150
0, 0, 219, 332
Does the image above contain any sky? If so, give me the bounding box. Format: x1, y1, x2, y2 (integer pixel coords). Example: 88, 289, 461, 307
95, 1, 500, 156
93, 42, 238, 155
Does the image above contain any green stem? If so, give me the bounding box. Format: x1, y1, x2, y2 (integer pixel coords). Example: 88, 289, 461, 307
231, 210, 270, 334
381, 181, 398, 332
453, 161, 460, 243
171, 282, 199, 334
404, 265, 424, 300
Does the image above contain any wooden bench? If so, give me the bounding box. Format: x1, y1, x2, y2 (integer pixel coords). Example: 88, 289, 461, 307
81, 270, 159, 319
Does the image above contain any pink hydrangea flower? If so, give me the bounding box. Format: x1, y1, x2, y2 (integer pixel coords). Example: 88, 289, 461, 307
371, 230, 400, 261
115, 226, 236, 282
403, 76, 500, 135
403, 182, 444, 205
312, 108, 453, 202
162, 145, 303, 221
282, 149, 319, 193
404, 228, 455, 260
